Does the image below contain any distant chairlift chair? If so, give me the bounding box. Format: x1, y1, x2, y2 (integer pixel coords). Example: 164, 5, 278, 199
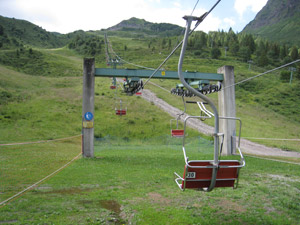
171, 96, 186, 137
115, 99, 127, 116
110, 77, 117, 89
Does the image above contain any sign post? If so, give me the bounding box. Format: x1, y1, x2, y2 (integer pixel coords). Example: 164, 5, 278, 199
82, 58, 95, 157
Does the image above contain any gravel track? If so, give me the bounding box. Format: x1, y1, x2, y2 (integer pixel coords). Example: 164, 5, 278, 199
141, 89, 300, 158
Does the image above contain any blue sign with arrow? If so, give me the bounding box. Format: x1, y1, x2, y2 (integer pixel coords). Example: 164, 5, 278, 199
84, 112, 93, 121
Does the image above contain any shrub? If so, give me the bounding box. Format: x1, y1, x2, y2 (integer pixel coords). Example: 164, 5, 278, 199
280, 70, 290, 82
210, 47, 221, 59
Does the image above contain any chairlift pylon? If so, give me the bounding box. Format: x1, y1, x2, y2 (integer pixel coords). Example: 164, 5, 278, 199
174, 15, 245, 192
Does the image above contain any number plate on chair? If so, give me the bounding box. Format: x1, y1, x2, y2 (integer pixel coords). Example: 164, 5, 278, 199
186, 172, 196, 178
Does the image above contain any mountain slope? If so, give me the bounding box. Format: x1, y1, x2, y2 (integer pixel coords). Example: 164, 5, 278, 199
0, 15, 68, 48
106, 17, 183, 37
243, 0, 300, 46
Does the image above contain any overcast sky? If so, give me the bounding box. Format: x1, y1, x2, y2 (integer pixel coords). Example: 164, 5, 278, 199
0, 0, 268, 34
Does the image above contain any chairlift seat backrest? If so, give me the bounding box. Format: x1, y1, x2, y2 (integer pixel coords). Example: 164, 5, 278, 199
171, 129, 184, 137
116, 109, 126, 116
182, 161, 240, 189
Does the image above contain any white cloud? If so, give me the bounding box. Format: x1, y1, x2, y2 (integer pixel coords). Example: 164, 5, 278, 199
234, 0, 268, 17
199, 14, 222, 33
9, 0, 153, 33
223, 18, 235, 27
0, 0, 257, 33
172, 1, 181, 8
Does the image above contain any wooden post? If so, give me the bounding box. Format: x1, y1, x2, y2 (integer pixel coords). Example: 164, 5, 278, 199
218, 66, 236, 155
82, 58, 95, 157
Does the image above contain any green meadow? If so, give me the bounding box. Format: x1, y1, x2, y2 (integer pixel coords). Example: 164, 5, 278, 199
1, 35, 300, 224
1, 138, 299, 224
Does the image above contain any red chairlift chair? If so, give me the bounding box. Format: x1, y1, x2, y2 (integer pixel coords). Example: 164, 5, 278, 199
115, 99, 127, 116
174, 15, 245, 192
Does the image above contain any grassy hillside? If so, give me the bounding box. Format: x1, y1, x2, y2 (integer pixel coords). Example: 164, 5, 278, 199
0, 48, 82, 77
0, 16, 68, 49
1, 32, 300, 224
1, 33, 300, 151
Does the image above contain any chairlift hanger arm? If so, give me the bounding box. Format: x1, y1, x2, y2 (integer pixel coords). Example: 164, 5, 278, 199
178, 15, 220, 143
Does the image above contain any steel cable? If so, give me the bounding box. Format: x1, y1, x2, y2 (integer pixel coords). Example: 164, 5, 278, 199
223, 59, 300, 90
143, 0, 221, 87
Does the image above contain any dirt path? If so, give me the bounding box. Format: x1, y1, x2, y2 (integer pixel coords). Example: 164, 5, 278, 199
141, 89, 300, 158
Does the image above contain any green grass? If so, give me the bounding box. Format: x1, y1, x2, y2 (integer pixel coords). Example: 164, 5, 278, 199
0, 48, 82, 77
0, 66, 83, 142
1, 35, 300, 224
1, 139, 299, 224
0, 137, 82, 200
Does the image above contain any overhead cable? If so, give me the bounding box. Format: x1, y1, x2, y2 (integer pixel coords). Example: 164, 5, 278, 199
143, 0, 221, 88
191, 0, 200, 16
0, 134, 82, 146
223, 59, 300, 90
0, 152, 82, 207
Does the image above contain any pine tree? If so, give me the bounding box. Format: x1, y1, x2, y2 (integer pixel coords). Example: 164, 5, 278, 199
227, 28, 239, 55
290, 46, 299, 61
280, 45, 288, 60
239, 46, 251, 62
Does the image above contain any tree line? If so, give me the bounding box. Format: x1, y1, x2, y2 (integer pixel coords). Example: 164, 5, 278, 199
186, 28, 299, 68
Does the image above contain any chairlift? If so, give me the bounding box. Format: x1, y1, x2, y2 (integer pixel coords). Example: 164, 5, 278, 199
174, 116, 245, 191
115, 99, 127, 116
110, 77, 117, 89
170, 96, 186, 137
123, 77, 143, 95
171, 80, 221, 97
174, 15, 245, 192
